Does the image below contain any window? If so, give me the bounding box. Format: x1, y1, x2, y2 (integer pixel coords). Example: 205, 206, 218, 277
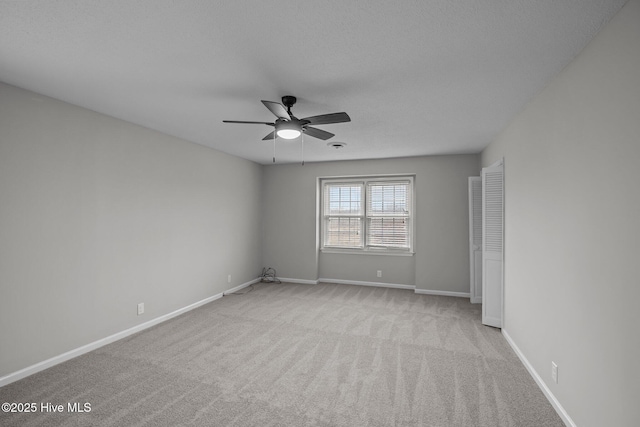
321, 176, 413, 253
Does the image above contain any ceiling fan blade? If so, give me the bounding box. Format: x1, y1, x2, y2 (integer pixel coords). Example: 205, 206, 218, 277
301, 112, 350, 126
304, 126, 334, 140
262, 131, 277, 141
223, 120, 274, 125
261, 100, 291, 120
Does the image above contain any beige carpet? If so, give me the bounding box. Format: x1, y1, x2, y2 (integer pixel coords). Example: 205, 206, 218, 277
0, 282, 563, 426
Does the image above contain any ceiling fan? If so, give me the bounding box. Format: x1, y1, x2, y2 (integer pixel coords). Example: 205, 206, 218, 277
223, 96, 350, 141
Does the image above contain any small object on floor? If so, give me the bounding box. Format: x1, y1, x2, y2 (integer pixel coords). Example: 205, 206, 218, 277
260, 267, 281, 283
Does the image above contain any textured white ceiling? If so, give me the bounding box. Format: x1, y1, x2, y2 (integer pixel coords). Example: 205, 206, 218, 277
0, 0, 627, 164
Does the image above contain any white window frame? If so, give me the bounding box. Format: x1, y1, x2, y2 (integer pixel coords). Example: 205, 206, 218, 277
320, 175, 414, 255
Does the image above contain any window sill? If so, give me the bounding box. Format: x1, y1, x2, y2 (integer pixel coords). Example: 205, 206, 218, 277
320, 248, 415, 257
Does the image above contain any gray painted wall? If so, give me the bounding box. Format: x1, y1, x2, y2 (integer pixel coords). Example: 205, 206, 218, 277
481, 0, 640, 425
261, 155, 479, 292
0, 83, 263, 378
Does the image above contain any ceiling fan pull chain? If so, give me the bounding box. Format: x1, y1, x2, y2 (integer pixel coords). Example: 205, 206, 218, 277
301, 133, 305, 166
273, 130, 276, 163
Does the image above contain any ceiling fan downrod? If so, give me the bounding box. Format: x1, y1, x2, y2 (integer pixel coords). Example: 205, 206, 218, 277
281, 95, 297, 116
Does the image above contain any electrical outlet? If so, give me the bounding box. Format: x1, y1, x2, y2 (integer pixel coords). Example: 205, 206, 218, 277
377, 270, 382, 278
227, 274, 231, 284
551, 361, 558, 384
137, 303, 144, 316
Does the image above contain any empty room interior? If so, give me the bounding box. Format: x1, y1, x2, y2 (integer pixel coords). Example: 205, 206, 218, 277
0, 1, 638, 426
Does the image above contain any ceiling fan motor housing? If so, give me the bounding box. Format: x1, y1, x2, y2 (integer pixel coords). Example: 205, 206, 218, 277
281, 95, 297, 109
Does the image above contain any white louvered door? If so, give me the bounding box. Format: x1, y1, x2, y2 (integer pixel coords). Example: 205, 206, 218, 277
468, 177, 482, 304
482, 161, 504, 328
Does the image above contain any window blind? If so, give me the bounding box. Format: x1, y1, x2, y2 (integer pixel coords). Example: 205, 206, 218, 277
366, 181, 411, 249
323, 182, 364, 248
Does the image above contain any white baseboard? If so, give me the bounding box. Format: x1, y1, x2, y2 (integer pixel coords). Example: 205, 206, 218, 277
223, 278, 261, 295
0, 278, 260, 388
470, 297, 482, 304
502, 329, 575, 427
318, 278, 415, 290
288, 277, 470, 297
278, 277, 319, 285
414, 288, 471, 298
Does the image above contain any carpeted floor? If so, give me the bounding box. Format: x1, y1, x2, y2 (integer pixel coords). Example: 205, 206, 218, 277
0, 282, 564, 426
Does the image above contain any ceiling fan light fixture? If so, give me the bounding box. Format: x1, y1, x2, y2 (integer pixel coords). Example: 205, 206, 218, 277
275, 120, 301, 139
276, 128, 301, 139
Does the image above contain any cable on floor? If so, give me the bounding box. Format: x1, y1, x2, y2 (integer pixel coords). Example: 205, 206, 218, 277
226, 285, 254, 295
